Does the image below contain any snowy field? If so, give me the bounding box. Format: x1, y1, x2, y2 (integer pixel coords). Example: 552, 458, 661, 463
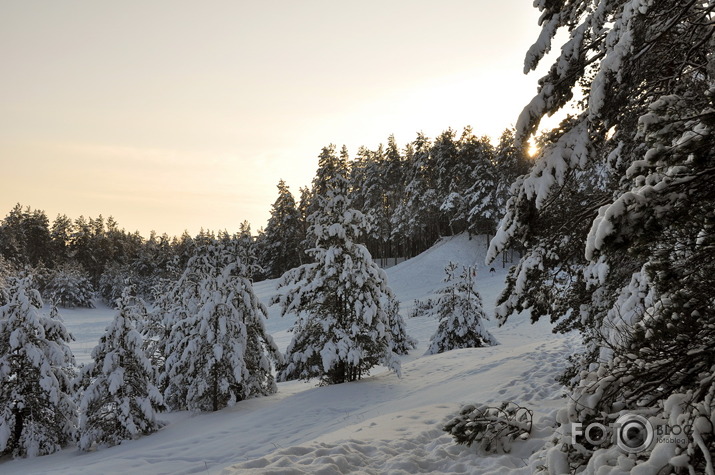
1, 234, 580, 474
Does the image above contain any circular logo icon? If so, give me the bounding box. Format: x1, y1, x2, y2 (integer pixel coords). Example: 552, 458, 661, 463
615, 414, 654, 453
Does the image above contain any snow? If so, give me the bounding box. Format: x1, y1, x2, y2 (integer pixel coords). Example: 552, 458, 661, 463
0, 234, 580, 474
523, 13, 560, 74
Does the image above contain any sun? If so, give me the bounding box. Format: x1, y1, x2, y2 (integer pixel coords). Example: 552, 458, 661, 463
527, 139, 539, 158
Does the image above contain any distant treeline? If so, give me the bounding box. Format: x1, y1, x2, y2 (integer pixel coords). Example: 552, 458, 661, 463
0, 126, 528, 301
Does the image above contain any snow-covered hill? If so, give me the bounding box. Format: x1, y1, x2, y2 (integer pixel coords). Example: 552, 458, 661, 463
1, 234, 580, 474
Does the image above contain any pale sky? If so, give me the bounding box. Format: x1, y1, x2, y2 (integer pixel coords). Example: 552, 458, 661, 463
1, 1, 551, 237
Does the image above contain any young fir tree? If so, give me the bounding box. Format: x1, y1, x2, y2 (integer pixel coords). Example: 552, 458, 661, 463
426, 263, 496, 355
488, 1, 715, 472
0, 277, 76, 457
78, 286, 165, 450
273, 164, 410, 385
163, 241, 282, 412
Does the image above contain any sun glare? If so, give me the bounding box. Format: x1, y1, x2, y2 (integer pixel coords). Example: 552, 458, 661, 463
527, 140, 539, 158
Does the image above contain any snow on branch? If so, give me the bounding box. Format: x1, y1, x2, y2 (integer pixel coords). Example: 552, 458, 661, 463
443, 401, 534, 455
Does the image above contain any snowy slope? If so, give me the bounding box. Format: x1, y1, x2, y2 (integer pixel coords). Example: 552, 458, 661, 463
0, 234, 580, 475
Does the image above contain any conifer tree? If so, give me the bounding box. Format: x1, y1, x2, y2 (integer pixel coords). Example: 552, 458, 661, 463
381, 135, 407, 259
432, 128, 463, 235
163, 241, 281, 411
392, 133, 439, 255
50, 214, 74, 265
426, 263, 496, 355
78, 287, 165, 450
461, 130, 500, 239
0, 277, 76, 457
489, 1, 715, 472
0, 205, 53, 267
260, 180, 304, 278
43, 263, 95, 308
0, 257, 12, 302
236, 221, 260, 280
348, 146, 376, 236
384, 292, 417, 356
351, 137, 407, 261
492, 129, 529, 212
301, 145, 350, 254
274, 164, 407, 384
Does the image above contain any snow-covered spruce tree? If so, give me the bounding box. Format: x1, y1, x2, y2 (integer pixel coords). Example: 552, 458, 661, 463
78, 286, 165, 450
488, 1, 715, 473
0, 276, 76, 457
273, 162, 408, 385
426, 263, 496, 355
163, 241, 282, 412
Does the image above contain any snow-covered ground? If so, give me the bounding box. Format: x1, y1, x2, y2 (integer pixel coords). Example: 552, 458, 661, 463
1, 234, 580, 474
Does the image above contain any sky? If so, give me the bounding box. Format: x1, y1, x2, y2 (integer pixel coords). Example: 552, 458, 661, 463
0, 1, 553, 238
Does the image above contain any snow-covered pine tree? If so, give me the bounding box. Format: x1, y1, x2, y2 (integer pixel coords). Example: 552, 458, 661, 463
300, 145, 349, 255
148, 243, 208, 406
0, 256, 13, 304
347, 145, 369, 212
381, 135, 407, 259
392, 133, 440, 255
274, 162, 408, 385
0, 276, 76, 457
0, 205, 53, 268
348, 146, 383, 254
139, 288, 173, 392
297, 186, 312, 233
260, 180, 304, 278
236, 221, 261, 281
77, 286, 165, 450
432, 128, 465, 236
163, 241, 281, 412
43, 263, 95, 308
347, 136, 407, 262
98, 261, 133, 308
453, 129, 497, 239
463, 128, 529, 244
426, 263, 496, 355
49, 213, 74, 264
492, 129, 529, 215
488, 1, 715, 472
384, 292, 417, 356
